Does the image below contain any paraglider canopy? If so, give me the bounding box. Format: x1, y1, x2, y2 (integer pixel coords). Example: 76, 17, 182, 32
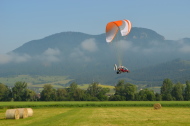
106, 19, 132, 43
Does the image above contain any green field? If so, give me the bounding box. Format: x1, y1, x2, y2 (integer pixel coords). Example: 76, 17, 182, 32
1, 107, 190, 126
1, 101, 190, 108
0, 101, 190, 126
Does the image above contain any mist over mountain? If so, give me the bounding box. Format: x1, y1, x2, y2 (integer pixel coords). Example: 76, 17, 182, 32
0, 27, 190, 86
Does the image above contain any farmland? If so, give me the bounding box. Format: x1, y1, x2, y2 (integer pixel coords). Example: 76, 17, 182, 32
0, 101, 190, 126
0, 75, 72, 88
0, 75, 115, 92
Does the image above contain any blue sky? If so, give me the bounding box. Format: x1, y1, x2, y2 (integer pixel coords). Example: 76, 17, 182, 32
1, 0, 190, 54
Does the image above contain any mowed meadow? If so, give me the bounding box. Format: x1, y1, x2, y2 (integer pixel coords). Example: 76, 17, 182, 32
1, 101, 190, 126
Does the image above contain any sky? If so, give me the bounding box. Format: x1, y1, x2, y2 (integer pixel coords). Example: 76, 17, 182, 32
1, 0, 190, 54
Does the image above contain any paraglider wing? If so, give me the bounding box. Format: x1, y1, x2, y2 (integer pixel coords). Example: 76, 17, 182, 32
105, 19, 132, 43
120, 20, 132, 36
106, 22, 120, 43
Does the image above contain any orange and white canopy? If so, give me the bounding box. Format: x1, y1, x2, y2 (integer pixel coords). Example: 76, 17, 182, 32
106, 19, 132, 43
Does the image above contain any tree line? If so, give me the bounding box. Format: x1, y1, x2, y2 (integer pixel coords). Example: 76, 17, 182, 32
0, 78, 190, 101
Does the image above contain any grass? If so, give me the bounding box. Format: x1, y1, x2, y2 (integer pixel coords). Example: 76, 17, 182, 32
1, 101, 190, 109
1, 107, 190, 126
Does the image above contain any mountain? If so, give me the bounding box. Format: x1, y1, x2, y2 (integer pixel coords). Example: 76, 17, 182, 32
1, 27, 190, 86
12, 27, 165, 55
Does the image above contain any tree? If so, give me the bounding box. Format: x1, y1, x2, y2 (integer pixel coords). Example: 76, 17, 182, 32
109, 95, 126, 101
160, 78, 173, 101
72, 88, 86, 101
155, 93, 162, 101
97, 87, 110, 101
115, 80, 125, 96
56, 88, 67, 101
138, 89, 155, 101
124, 83, 137, 101
184, 81, 190, 101
66, 82, 88, 101
68, 82, 78, 93
12, 81, 27, 101
67, 82, 79, 100
86, 82, 110, 101
171, 82, 184, 101
24, 89, 37, 101
40, 84, 56, 101
114, 80, 137, 101
86, 82, 102, 97
0, 83, 11, 101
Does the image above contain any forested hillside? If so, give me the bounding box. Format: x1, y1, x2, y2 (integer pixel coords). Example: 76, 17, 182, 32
127, 59, 190, 85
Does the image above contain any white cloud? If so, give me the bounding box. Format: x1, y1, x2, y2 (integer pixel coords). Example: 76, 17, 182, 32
70, 48, 83, 58
0, 48, 61, 65
37, 48, 61, 63
117, 40, 132, 50
179, 45, 190, 53
43, 48, 61, 56
111, 40, 132, 51
13, 53, 31, 63
0, 54, 12, 64
69, 38, 98, 62
81, 38, 98, 52
177, 39, 190, 53
0, 53, 31, 64
70, 48, 91, 62
142, 48, 155, 53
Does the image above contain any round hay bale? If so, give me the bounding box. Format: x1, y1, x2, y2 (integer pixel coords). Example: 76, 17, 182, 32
17, 108, 28, 118
26, 108, 33, 117
5, 109, 20, 119
154, 103, 162, 110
